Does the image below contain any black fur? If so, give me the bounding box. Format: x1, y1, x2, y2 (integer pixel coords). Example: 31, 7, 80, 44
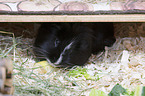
33, 23, 116, 68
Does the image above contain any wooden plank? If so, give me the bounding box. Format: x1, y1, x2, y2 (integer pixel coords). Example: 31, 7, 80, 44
0, 14, 145, 22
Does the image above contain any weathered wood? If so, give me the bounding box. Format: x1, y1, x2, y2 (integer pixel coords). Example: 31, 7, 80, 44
0, 14, 145, 22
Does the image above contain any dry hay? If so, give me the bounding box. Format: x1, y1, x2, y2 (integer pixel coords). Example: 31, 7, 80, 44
0, 31, 145, 95
0, 23, 36, 38
114, 23, 145, 38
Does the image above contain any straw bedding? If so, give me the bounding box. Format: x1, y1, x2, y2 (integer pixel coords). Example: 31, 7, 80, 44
0, 23, 145, 95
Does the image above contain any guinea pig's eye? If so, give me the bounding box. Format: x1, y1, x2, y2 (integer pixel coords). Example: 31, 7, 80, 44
54, 39, 60, 47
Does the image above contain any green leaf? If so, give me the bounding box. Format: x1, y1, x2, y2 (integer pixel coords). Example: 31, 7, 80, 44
68, 67, 98, 80
89, 89, 108, 96
108, 83, 127, 96
134, 85, 145, 96
125, 89, 135, 96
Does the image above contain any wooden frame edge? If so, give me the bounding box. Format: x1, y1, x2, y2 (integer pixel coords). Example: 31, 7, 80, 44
0, 14, 145, 22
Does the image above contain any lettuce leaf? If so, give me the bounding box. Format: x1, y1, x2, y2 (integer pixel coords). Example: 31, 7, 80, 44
108, 83, 127, 96
89, 89, 108, 96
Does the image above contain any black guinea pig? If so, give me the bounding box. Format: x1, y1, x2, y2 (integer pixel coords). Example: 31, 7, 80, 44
33, 23, 116, 68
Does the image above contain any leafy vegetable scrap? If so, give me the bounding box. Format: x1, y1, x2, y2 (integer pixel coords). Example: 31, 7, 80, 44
68, 67, 100, 80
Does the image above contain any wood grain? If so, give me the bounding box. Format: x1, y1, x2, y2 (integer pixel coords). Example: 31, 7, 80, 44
0, 14, 145, 22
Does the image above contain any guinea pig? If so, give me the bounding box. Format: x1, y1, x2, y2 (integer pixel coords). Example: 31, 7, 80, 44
33, 23, 116, 68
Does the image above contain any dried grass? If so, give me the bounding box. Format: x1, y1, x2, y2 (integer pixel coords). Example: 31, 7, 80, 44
0, 31, 145, 96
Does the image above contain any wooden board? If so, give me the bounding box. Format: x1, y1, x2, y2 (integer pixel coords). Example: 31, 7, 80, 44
0, 14, 145, 22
